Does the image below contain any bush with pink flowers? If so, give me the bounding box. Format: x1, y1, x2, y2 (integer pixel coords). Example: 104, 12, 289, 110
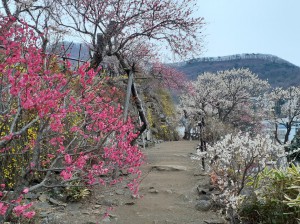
0, 16, 143, 222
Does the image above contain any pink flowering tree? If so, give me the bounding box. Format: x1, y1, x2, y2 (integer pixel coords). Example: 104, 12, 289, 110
150, 62, 187, 90
0, 16, 143, 222
1, 0, 205, 145
1, 0, 205, 65
52, 0, 204, 62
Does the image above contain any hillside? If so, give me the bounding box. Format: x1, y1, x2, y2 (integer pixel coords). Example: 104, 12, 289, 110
49, 41, 90, 63
52, 43, 300, 88
171, 53, 300, 88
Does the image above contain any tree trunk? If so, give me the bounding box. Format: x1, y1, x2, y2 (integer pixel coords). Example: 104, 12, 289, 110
284, 122, 292, 144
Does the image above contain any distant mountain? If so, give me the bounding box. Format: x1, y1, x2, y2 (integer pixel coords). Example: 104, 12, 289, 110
49, 41, 90, 61
51, 43, 300, 88
171, 53, 300, 88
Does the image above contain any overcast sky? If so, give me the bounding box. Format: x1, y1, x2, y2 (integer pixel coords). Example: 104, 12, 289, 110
194, 0, 300, 66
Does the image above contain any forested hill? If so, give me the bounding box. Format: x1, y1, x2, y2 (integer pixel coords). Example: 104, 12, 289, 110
58, 43, 300, 88
171, 53, 300, 88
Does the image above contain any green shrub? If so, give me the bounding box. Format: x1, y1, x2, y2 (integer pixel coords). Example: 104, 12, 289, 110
239, 164, 300, 223
64, 181, 91, 202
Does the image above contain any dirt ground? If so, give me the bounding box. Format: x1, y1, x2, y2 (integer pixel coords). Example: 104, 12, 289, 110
38, 141, 224, 224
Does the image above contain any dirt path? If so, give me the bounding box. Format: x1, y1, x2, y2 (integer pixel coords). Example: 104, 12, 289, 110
110, 141, 223, 224
38, 141, 224, 224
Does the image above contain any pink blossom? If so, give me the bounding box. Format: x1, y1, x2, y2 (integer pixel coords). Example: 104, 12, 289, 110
13, 205, 26, 216
57, 145, 65, 153
64, 154, 72, 164
0, 15, 144, 217
60, 170, 72, 180
0, 202, 8, 215
22, 211, 36, 219
75, 155, 87, 169
22, 188, 29, 194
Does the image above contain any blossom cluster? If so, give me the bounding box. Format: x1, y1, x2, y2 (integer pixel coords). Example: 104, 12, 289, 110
263, 86, 300, 144
0, 185, 35, 219
199, 132, 285, 212
179, 68, 269, 129
0, 16, 144, 220
151, 62, 187, 90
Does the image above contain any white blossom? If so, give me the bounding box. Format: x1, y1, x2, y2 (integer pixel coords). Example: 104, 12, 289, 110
264, 86, 300, 144
206, 132, 285, 212
179, 68, 269, 131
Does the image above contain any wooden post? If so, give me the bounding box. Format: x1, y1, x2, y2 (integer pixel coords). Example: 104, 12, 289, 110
123, 70, 134, 122
122, 68, 148, 144
199, 117, 206, 170
130, 81, 147, 144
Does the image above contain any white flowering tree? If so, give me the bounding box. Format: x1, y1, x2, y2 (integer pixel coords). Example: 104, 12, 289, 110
179, 68, 269, 133
202, 132, 285, 217
264, 86, 300, 145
